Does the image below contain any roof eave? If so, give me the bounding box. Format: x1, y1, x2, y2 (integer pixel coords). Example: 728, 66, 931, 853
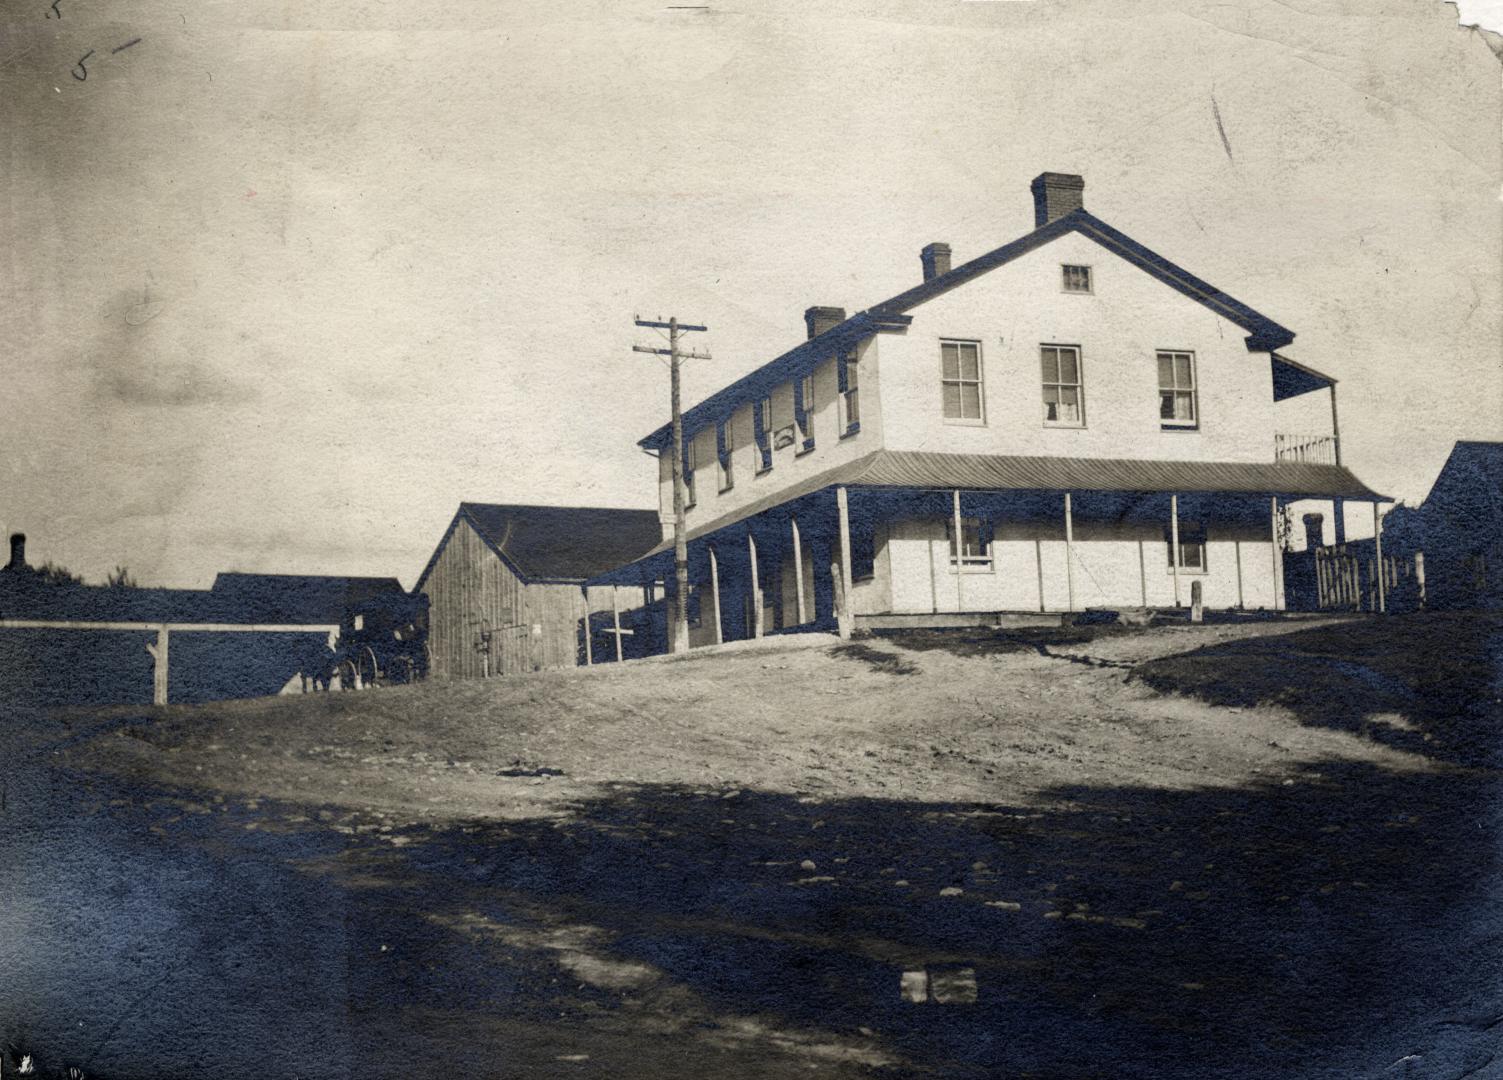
637, 312, 912, 452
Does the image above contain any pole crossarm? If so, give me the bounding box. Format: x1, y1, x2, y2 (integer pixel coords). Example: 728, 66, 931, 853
631, 313, 711, 654
635, 318, 708, 332
632, 345, 712, 359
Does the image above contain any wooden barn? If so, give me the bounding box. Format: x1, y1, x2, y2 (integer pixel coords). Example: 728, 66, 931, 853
414, 503, 662, 678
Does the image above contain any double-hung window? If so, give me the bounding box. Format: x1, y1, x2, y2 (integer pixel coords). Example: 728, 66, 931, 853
947, 517, 993, 571
716, 420, 734, 493
795, 374, 815, 452
838, 353, 860, 436
753, 398, 773, 473
940, 340, 984, 422
1158, 351, 1198, 429
1041, 344, 1085, 426
1166, 521, 1207, 573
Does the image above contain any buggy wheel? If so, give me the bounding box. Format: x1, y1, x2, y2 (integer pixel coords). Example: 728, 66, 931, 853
336, 658, 360, 691
360, 646, 381, 689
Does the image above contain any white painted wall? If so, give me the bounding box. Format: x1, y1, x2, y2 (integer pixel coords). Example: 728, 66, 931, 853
881, 516, 1279, 613
877, 232, 1281, 464
655, 336, 882, 528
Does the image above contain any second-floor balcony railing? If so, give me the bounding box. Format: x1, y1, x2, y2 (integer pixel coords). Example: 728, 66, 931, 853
1276, 433, 1340, 466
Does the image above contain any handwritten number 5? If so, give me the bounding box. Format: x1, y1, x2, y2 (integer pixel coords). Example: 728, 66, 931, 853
72, 48, 92, 80
46, 0, 62, 18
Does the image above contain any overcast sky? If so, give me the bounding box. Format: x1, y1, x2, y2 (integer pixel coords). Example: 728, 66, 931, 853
3, 0, 1499, 588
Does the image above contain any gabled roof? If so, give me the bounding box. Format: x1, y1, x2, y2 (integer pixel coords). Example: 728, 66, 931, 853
415, 503, 663, 589
598, 450, 1385, 572
641, 207, 1296, 451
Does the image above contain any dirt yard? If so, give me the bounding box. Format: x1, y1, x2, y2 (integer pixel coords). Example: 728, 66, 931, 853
3, 613, 1500, 1079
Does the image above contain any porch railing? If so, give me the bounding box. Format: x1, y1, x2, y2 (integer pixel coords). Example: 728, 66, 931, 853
1275, 433, 1339, 466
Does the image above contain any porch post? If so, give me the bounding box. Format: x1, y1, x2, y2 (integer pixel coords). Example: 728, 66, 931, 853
836, 486, 854, 639
582, 587, 593, 666
709, 545, 723, 644
1329, 383, 1343, 466
1270, 496, 1283, 611
611, 585, 624, 662
146, 625, 169, 706
791, 515, 807, 625
952, 488, 964, 612
1063, 492, 1076, 613
1235, 541, 1245, 609
748, 529, 763, 638
1035, 539, 1046, 612
1170, 494, 1182, 608
1138, 540, 1148, 607
1373, 501, 1386, 614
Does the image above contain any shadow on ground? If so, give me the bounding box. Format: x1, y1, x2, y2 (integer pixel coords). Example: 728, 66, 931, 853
5, 614, 1501, 1079
1133, 612, 1503, 767
8, 757, 1500, 1079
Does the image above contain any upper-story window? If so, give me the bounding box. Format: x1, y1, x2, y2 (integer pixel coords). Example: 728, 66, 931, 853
947, 516, 993, 571
940, 340, 984, 422
1041, 344, 1085, 427
753, 398, 773, 473
795, 374, 815, 452
716, 420, 734, 492
1062, 265, 1093, 293
1157, 350, 1198, 429
682, 439, 697, 508
838, 353, 860, 436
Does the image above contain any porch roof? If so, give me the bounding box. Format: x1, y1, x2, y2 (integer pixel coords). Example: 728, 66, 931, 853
607, 450, 1384, 572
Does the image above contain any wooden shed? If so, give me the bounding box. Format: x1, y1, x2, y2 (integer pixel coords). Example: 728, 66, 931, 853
414, 503, 662, 679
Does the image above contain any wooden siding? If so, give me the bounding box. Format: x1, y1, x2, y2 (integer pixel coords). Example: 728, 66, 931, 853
422, 519, 589, 678
422, 519, 655, 677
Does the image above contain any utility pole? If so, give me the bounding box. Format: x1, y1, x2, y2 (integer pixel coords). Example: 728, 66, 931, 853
633, 316, 710, 654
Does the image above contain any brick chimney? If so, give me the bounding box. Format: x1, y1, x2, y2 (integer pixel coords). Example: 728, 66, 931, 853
1031, 172, 1085, 227
921, 243, 952, 282
804, 306, 846, 340
7, 533, 25, 571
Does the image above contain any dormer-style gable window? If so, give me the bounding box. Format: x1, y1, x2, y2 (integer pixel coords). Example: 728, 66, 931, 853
794, 373, 815, 453
753, 398, 773, 473
1062, 264, 1092, 293
837, 353, 860, 436
716, 420, 734, 492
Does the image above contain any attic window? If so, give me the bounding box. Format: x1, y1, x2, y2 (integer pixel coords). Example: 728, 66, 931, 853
1062, 265, 1092, 294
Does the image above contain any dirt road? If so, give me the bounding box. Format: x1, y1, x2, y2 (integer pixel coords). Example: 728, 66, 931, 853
3, 614, 1500, 1079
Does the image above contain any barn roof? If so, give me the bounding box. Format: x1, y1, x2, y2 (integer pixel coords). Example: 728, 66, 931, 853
416, 503, 663, 588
